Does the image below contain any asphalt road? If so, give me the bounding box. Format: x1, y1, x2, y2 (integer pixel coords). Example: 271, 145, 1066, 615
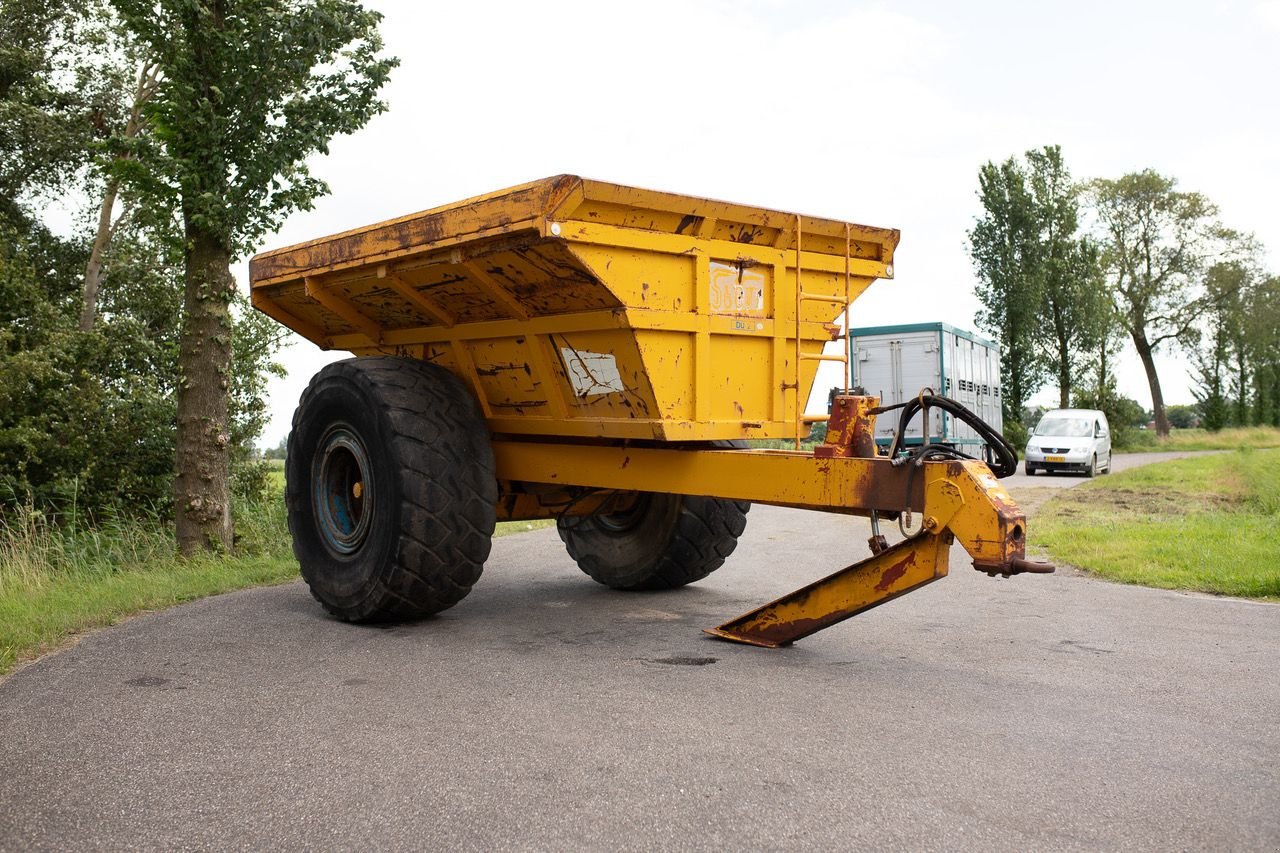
2, 451, 1276, 850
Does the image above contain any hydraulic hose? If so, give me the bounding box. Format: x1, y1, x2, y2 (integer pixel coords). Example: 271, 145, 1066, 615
870, 391, 1019, 479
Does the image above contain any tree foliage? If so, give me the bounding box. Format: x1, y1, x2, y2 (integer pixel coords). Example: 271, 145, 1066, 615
110, 0, 397, 256
1249, 275, 1280, 427
0, 213, 174, 513
1086, 170, 1229, 436
968, 157, 1045, 433
0, 209, 283, 516
1071, 384, 1147, 449
968, 145, 1103, 434
1023, 146, 1109, 409
105, 0, 396, 553
0, 0, 312, 525
1192, 260, 1280, 430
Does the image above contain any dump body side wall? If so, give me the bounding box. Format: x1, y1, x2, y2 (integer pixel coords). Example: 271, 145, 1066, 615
251, 176, 899, 442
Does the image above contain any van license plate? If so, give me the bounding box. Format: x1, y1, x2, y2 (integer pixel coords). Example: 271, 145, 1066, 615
1047, 455, 1065, 463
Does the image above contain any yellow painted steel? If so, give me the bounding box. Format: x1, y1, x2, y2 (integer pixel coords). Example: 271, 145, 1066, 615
249, 176, 898, 442
705, 533, 954, 647
253, 179, 1045, 646
491, 441, 1025, 572
492, 441, 919, 514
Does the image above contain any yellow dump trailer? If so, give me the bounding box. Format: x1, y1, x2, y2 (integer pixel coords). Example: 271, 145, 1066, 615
251, 176, 1050, 647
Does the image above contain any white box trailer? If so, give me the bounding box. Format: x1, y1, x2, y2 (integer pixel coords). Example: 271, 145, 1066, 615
849, 322, 1003, 450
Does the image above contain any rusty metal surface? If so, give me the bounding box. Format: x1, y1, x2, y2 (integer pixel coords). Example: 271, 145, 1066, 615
495, 489, 636, 522
814, 394, 879, 459
490, 440, 926, 515
248, 176, 580, 284
974, 556, 1056, 577
249, 176, 898, 444
705, 532, 953, 647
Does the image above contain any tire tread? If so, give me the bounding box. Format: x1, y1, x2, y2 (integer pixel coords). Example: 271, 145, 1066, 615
286, 357, 497, 622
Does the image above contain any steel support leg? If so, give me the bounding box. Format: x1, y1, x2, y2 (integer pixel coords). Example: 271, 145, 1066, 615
705, 532, 953, 648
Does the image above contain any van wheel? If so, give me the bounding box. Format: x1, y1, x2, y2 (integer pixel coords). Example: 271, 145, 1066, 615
286, 357, 497, 622
1024, 462, 1036, 476
1085, 454, 1098, 478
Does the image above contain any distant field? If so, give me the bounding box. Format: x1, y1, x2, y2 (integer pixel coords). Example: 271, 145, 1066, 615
1119, 425, 1280, 452
1033, 448, 1280, 599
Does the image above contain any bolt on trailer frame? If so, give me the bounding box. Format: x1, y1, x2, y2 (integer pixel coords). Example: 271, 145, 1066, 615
251, 176, 1051, 647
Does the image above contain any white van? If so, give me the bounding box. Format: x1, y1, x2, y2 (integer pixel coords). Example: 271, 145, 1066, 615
1024, 408, 1112, 477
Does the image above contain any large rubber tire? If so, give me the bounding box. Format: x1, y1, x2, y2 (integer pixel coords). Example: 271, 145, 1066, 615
557, 491, 751, 591
286, 357, 497, 622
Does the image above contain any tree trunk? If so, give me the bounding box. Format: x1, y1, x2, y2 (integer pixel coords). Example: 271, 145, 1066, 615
1099, 339, 1110, 392
174, 224, 236, 554
1057, 337, 1071, 408
1045, 296, 1069, 408
1235, 350, 1249, 426
79, 178, 120, 331
1132, 332, 1170, 437
1005, 350, 1023, 428
1273, 367, 1280, 427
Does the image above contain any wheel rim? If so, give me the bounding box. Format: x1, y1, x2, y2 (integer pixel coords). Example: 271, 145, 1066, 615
594, 493, 652, 534
312, 424, 375, 556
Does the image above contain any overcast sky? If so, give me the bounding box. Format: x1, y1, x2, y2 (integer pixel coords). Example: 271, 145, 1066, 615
247, 0, 1280, 448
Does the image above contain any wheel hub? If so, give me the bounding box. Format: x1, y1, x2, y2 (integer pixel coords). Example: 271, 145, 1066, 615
313, 425, 374, 555
593, 493, 651, 533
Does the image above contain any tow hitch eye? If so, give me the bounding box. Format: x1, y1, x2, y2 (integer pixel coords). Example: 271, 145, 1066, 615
974, 557, 1056, 578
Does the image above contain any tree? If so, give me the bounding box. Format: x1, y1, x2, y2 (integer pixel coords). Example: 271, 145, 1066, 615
0, 0, 100, 215
80, 57, 161, 330
1086, 171, 1228, 437
0, 211, 177, 514
1247, 275, 1280, 427
1165, 404, 1198, 430
969, 146, 1107, 431
968, 157, 1046, 435
1193, 262, 1251, 430
0, 1, 289, 522
1072, 385, 1146, 449
1023, 146, 1109, 409
111, 0, 396, 553
1193, 328, 1232, 432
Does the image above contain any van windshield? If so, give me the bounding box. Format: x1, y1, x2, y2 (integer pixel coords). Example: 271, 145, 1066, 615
1033, 418, 1093, 437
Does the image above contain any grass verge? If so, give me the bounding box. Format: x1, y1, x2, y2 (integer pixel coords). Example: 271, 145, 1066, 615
1, 481, 556, 677
1032, 448, 1280, 598
1119, 425, 1280, 452
0, 495, 297, 678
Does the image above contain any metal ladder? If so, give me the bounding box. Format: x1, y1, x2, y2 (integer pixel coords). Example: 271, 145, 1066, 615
793, 216, 854, 449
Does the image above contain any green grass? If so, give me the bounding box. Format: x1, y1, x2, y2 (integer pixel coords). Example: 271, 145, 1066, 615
1, 471, 556, 677
1119, 425, 1280, 452
0, 495, 298, 678
1033, 449, 1280, 598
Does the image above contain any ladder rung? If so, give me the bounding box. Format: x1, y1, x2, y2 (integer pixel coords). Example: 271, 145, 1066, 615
799, 291, 849, 305
800, 353, 848, 362
800, 414, 831, 423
